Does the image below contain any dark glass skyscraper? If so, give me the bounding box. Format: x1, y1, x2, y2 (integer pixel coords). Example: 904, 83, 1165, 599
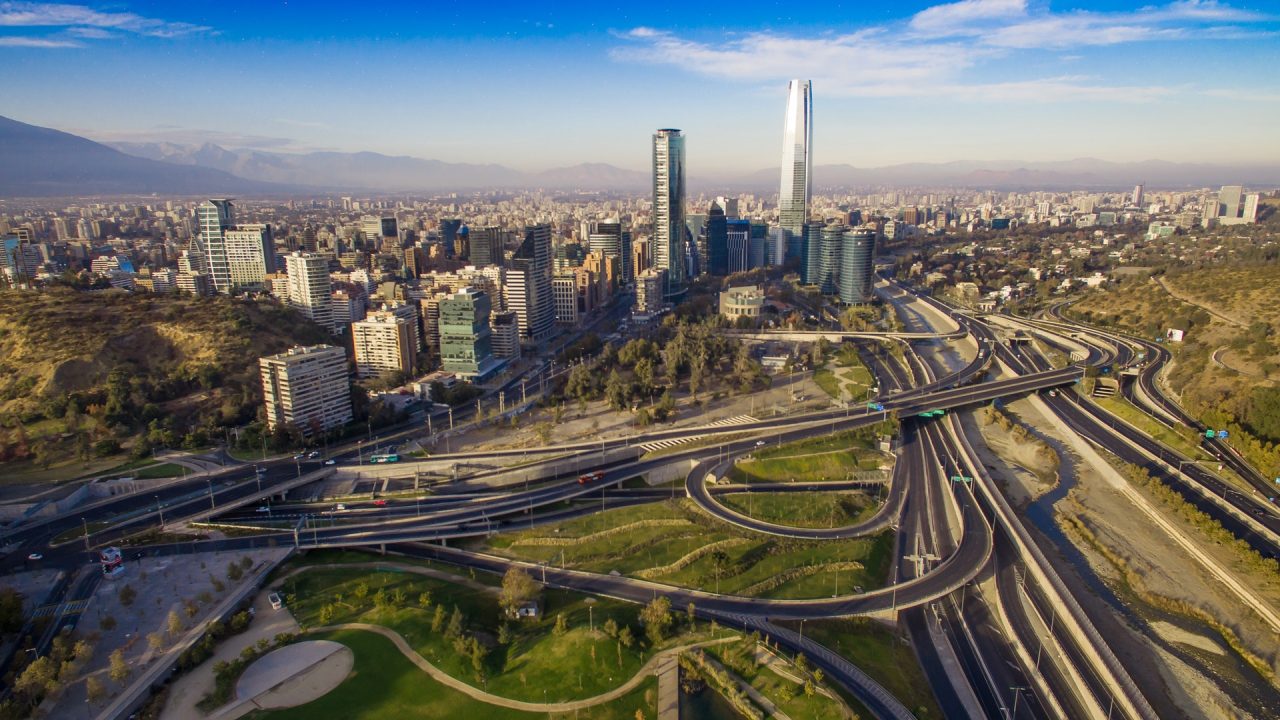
838, 229, 877, 305
652, 129, 686, 299
801, 221, 824, 285
509, 224, 554, 342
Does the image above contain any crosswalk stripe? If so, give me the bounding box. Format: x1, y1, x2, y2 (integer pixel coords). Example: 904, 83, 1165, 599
639, 415, 758, 452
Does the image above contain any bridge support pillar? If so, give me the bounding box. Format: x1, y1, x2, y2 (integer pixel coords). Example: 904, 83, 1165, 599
379, 543, 386, 556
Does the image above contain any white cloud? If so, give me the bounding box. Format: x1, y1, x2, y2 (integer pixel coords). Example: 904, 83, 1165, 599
0, 33, 75, 46
910, 0, 1028, 37
0, 2, 209, 38
612, 1, 1270, 101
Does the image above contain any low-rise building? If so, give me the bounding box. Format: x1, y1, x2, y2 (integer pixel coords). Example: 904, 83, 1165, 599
719, 285, 765, 323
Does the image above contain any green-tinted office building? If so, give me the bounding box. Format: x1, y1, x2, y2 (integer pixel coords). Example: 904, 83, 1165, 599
439, 287, 505, 382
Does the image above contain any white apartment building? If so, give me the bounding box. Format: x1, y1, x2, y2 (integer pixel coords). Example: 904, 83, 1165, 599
352, 311, 416, 379
285, 252, 333, 331
259, 344, 352, 437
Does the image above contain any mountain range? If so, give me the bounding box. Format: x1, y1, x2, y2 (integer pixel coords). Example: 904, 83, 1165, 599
3, 114, 1279, 198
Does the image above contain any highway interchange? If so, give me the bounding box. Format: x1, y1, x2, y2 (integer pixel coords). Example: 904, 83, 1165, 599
4, 279, 1278, 720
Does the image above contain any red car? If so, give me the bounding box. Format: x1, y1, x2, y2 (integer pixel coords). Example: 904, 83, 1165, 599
373, 499, 387, 507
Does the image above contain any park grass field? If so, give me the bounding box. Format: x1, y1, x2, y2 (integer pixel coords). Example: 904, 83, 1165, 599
779, 617, 944, 720
481, 500, 893, 599
729, 429, 890, 484
718, 490, 881, 529
248, 628, 659, 720
702, 639, 853, 720
281, 564, 698, 704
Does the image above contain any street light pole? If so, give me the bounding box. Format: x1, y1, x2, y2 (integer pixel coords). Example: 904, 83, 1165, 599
155, 495, 165, 528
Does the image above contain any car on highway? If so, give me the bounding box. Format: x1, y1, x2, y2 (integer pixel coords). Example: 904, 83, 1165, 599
308, 451, 321, 459
292, 454, 303, 460
755, 440, 766, 447
255, 506, 270, 513
335, 503, 347, 511
325, 459, 336, 465
373, 499, 387, 507
26, 552, 42, 561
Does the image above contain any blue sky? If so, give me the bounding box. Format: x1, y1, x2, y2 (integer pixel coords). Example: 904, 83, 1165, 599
2, 1, 1278, 172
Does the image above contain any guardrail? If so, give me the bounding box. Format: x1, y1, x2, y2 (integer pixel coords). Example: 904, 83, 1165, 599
946, 416, 1157, 720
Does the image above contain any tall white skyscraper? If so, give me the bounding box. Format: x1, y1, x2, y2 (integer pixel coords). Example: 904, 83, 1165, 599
778, 80, 813, 243
652, 129, 686, 300
285, 252, 333, 331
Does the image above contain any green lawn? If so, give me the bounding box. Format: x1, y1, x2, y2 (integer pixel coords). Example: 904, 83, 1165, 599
729, 430, 889, 483
50, 520, 111, 545
249, 628, 660, 720
779, 618, 943, 720
280, 565, 694, 704
483, 502, 894, 600
133, 462, 186, 479
703, 639, 853, 720
1093, 396, 1254, 491
718, 491, 882, 529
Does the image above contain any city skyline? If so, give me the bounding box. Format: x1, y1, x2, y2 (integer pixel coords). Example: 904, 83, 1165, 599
1, 1, 1278, 173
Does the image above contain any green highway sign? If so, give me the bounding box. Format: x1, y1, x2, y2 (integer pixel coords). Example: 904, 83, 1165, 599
950, 475, 973, 483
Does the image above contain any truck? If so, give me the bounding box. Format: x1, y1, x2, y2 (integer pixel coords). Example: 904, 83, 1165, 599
578, 471, 605, 485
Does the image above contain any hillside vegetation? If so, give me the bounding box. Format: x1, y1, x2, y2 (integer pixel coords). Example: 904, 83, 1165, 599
1067, 261, 1280, 477
0, 288, 331, 476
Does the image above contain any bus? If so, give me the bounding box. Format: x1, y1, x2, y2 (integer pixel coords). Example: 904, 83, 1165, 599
370, 453, 400, 464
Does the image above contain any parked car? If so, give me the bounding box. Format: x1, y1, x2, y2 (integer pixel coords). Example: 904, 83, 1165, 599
268, 592, 283, 610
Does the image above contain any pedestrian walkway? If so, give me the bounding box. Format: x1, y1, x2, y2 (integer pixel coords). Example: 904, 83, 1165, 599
655, 654, 679, 720
309, 622, 733, 714
639, 415, 758, 452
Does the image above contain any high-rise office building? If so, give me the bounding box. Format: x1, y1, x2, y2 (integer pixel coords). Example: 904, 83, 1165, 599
470, 226, 506, 267
1131, 184, 1144, 207
818, 224, 846, 295
703, 205, 728, 276
778, 80, 813, 242
439, 288, 502, 380
552, 272, 579, 326
225, 223, 276, 289
588, 220, 632, 284
507, 224, 554, 342
800, 221, 824, 285
259, 344, 352, 437
195, 199, 234, 293
440, 219, 463, 258
652, 129, 686, 299
490, 310, 521, 361
360, 216, 398, 250
838, 229, 877, 305
634, 269, 667, 315
285, 252, 334, 330
352, 311, 416, 379
727, 219, 751, 275
1218, 185, 1243, 219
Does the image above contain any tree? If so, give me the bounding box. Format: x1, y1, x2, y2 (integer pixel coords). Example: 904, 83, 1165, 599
118, 584, 137, 607
639, 596, 673, 645
553, 613, 568, 636
226, 561, 244, 582
446, 606, 464, 639
0, 587, 23, 635
167, 610, 183, 637
634, 356, 655, 390
497, 622, 513, 645
85, 675, 105, 703
418, 591, 432, 610
499, 568, 540, 616
108, 649, 129, 683
618, 626, 635, 648
685, 602, 696, 625
431, 605, 446, 633
15, 655, 57, 697
605, 369, 627, 410
148, 632, 164, 652
603, 618, 619, 638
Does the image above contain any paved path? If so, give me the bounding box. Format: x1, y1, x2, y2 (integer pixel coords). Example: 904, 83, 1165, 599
160, 589, 301, 720
314, 622, 734, 713
1153, 276, 1245, 328
656, 654, 679, 720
